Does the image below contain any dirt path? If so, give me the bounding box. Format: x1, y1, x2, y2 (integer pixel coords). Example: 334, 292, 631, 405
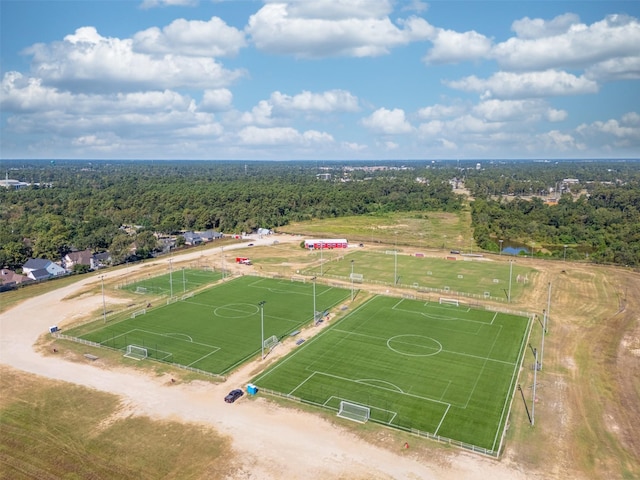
3, 238, 636, 479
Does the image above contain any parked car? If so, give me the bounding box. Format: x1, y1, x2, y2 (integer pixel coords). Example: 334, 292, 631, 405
224, 388, 244, 403
247, 243, 254, 246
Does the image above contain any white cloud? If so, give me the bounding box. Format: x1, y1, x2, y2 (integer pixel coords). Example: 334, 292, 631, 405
133, 17, 246, 57
492, 14, 640, 71
472, 99, 567, 123
537, 130, 585, 151
446, 70, 599, 99
423, 28, 492, 64
246, 2, 433, 58
546, 108, 568, 122
417, 103, 465, 120
1, 72, 196, 114
511, 13, 581, 39
200, 88, 233, 112
270, 89, 359, 113
417, 120, 444, 136
140, 0, 198, 9
585, 55, 640, 82
237, 126, 334, 146
24, 26, 244, 92
238, 100, 274, 126
342, 141, 367, 151
362, 107, 413, 134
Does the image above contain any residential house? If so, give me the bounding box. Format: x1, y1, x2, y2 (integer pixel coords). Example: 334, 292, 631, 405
0, 269, 30, 290
183, 231, 203, 246
22, 258, 66, 281
62, 249, 94, 271
93, 252, 111, 268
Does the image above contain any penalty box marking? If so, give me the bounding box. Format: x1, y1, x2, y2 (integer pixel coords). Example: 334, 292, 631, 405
105, 328, 221, 352
290, 370, 450, 406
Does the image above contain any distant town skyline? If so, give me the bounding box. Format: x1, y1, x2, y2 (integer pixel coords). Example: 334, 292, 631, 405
1, 1, 639, 160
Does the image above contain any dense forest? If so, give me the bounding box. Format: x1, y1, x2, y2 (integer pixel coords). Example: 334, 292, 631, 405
464, 162, 640, 266
1, 159, 638, 270
0, 161, 461, 268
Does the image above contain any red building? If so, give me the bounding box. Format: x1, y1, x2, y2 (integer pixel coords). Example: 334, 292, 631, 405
304, 239, 348, 249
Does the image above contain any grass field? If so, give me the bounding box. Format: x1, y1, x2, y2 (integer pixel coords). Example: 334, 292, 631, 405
253, 295, 531, 453
67, 276, 351, 376
303, 250, 535, 302
119, 268, 222, 296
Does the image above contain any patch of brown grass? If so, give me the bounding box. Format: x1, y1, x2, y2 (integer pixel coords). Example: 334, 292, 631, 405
0, 366, 236, 480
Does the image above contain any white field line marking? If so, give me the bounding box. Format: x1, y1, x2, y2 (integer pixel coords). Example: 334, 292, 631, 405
187, 347, 222, 367
462, 325, 502, 409
434, 404, 451, 436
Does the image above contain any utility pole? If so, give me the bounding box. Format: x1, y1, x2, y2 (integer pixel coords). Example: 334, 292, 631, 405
101, 275, 107, 323
312, 277, 317, 324
259, 301, 266, 359
351, 260, 355, 302
532, 348, 538, 426
169, 258, 173, 298
508, 260, 513, 303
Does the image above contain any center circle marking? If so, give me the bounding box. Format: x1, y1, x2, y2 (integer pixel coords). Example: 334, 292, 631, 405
214, 303, 259, 318
387, 335, 442, 357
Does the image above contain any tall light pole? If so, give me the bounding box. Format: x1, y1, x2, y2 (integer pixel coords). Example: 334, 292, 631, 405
508, 260, 513, 303
394, 232, 398, 284
259, 301, 266, 359
221, 246, 225, 279
532, 347, 538, 426
182, 267, 186, 293
312, 277, 317, 324
499, 239, 503, 255
320, 242, 323, 276
545, 282, 552, 335
563, 244, 567, 262
350, 260, 355, 302
169, 258, 173, 298
101, 275, 107, 323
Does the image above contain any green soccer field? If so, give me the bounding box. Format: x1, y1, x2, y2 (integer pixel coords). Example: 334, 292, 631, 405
119, 268, 222, 296
304, 250, 536, 302
69, 276, 351, 376
252, 295, 532, 453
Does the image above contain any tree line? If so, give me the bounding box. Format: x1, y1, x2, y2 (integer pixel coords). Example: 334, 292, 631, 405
2, 159, 638, 270
0, 160, 461, 269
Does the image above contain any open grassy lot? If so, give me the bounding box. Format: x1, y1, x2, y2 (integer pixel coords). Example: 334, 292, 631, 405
119, 268, 222, 296
280, 211, 473, 251
66, 276, 350, 376
0, 367, 234, 480
253, 295, 531, 454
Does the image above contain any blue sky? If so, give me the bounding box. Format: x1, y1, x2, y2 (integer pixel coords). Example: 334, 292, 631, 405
1, 0, 639, 160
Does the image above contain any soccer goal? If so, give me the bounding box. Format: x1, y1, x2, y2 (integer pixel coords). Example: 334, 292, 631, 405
131, 308, 146, 318
263, 335, 279, 352
337, 400, 370, 423
290, 275, 306, 283
124, 344, 147, 361
135, 286, 148, 294
349, 272, 363, 283
439, 297, 459, 306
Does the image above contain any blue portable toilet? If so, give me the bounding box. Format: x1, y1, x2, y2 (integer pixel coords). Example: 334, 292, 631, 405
247, 383, 258, 395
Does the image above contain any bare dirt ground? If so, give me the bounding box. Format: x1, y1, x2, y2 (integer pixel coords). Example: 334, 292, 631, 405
1, 234, 638, 479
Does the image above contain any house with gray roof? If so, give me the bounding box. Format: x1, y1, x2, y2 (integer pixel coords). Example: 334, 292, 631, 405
22, 258, 66, 280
